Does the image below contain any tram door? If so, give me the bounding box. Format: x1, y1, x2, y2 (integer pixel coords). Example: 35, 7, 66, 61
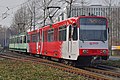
68, 25, 72, 53
30, 33, 37, 54
68, 25, 79, 59
37, 29, 42, 54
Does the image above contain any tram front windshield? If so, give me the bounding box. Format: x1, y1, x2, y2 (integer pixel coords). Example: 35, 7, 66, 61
79, 18, 107, 41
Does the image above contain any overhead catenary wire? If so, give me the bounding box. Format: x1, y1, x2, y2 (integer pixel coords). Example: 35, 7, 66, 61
0, 0, 80, 28
0, 0, 32, 21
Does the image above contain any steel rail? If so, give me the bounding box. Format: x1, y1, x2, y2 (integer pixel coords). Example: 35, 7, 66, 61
84, 67, 120, 78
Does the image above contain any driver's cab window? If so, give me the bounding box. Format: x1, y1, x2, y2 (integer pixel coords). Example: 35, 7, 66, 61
69, 25, 72, 41
73, 26, 78, 40
69, 25, 78, 41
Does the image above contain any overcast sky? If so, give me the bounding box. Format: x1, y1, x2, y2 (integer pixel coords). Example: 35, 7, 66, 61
0, 0, 27, 27
0, 0, 119, 27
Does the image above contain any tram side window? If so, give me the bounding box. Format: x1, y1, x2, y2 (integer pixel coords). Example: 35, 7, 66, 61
10, 39, 11, 43
13, 38, 15, 43
15, 38, 16, 43
23, 36, 26, 43
10, 39, 12, 43
20, 36, 22, 43
43, 31, 48, 42
15, 38, 17, 43
48, 29, 54, 42
59, 25, 66, 41
36, 33, 40, 42
19, 37, 20, 43
39, 32, 42, 41
12, 38, 14, 43
72, 27, 78, 40
9, 39, 11, 43
37, 33, 40, 42
27, 35, 30, 43
14, 38, 16, 43
10, 39, 12, 44
43, 31, 44, 42
32, 34, 37, 42
13, 38, 14, 43
12, 39, 14, 43
69, 25, 72, 40
17, 37, 19, 43
18, 37, 20, 43
54, 28, 58, 41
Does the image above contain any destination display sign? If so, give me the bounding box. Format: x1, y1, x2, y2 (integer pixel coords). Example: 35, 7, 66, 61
80, 18, 107, 25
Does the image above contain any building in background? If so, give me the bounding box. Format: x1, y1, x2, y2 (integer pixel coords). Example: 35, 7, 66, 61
58, 5, 120, 20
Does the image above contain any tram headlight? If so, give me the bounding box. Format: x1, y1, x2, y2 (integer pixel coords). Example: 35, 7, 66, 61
83, 50, 88, 54
103, 50, 106, 54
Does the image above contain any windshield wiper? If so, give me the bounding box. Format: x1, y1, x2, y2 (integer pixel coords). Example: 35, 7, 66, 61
101, 40, 105, 43
80, 39, 84, 43
88, 39, 105, 43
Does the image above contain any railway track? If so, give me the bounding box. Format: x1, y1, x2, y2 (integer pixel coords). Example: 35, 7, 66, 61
84, 67, 120, 79
0, 51, 116, 80
96, 65, 120, 72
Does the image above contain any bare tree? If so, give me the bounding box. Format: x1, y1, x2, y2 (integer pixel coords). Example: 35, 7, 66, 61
60, 0, 75, 18
110, 8, 120, 46
11, 0, 71, 31
12, 7, 27, 33
102, 0, 114, 50
0, 26, 10, 47
102, 0, 120, 55
103, 0, 115, 6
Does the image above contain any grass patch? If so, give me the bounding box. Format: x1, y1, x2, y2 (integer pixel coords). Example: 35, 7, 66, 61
0, 58, 87, 80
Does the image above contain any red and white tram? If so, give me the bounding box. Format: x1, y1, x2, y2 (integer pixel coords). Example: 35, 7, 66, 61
27, 16, 109, 66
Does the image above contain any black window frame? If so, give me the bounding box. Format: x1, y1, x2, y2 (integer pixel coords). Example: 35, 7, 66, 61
48, 29, 54, 42
43, 30, 48, 42
23, 36, 26, 43
54, 28, 58, 41
27, 35, 30, 43
59, 25, 67, 41
20, 36, 22, 43
72, 26, 78, 41
31, 34, 37, 42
